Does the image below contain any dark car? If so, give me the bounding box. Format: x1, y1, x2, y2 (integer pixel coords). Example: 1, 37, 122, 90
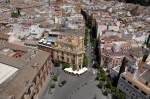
59, 80, 66, 87
102, 90, 108, 96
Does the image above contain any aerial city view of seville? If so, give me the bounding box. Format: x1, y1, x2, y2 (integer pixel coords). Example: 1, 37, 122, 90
0, 0, 149, 99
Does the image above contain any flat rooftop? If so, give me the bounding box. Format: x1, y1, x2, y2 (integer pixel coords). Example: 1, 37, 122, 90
0, 63, 18, 85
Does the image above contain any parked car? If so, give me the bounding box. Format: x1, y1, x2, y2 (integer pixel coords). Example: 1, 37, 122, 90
102, 90, 108, 96
59, 80, 66, 87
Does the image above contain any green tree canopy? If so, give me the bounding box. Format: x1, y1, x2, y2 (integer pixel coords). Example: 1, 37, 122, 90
62, 63, 71, 69
83, 54, 88, 67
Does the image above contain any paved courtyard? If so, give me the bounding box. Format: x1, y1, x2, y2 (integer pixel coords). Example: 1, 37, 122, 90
41, 67, 111, 99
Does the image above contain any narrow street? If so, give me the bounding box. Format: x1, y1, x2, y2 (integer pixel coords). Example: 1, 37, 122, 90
87, 29, 93, 68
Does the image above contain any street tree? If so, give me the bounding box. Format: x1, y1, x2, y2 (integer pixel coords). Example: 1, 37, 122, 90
83, 54, 88, 67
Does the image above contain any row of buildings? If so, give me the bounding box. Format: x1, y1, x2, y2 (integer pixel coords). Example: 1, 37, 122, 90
0, 0, 86, 70
82, 0, 150, 99
0, 0, 86, 99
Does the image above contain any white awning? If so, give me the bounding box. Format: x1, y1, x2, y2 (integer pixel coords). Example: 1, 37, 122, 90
64, 67, 88, 75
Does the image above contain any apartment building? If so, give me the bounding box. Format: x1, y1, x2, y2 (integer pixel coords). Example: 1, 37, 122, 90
117, 64, 150, 99
117, 40, 150, 99
0, 41, 52, 99
38, 31, 85, 70
99, 31, 144, 68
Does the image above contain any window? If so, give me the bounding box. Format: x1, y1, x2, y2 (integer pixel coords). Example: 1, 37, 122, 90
128, 81, 132, 84
120, 83, 123, 86
134, 85, 139, 89
122, 76, 126, 80
73, 55, 75, 58
67, 58, 70, 62
72, 59, 75, 64
141, 91, 147, 95
131, 93, 136, 97
145, 81, 148, 86
62, 56, 64, 60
